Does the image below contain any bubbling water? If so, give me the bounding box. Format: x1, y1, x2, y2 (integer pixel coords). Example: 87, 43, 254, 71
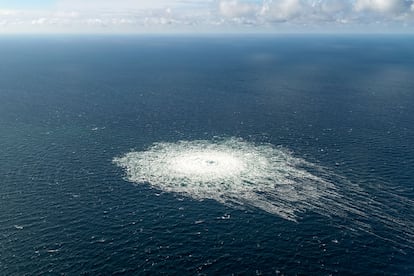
169, 150, 246, 178
114, 137, 414, 247
113, 137, 341, 221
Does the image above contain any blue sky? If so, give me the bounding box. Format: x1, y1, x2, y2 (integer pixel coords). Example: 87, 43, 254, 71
0, 0, 56, 9
1, 0, 414, 33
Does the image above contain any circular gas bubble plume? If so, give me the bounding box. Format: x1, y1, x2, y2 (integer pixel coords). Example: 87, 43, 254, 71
114, 137, 414, 247
114, 137, 342, 221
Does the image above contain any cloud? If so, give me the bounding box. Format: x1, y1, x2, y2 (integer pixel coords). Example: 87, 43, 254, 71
0, 9, 18, 16
216, 0, 414, 27
0, 0, 414, 33
31, 17, 47, 25
320, 0, 351, 14
260, 0, 304, 21
219, 0, 257, 18
354, 0, 410, 14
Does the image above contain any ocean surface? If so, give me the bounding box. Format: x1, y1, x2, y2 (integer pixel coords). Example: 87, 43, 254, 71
0, 35, 413, 275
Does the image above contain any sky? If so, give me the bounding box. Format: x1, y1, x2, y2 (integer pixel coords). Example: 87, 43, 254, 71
0, 0, 414, 33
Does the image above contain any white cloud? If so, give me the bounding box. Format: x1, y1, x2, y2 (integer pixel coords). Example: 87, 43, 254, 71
31, 17, 47, 25
260, 0, 304, 21
219, 0, 257, 18
0, 9, 18, 16
1, 0, 414, 33
320, 0, 350, 14
354, 0, 410, 14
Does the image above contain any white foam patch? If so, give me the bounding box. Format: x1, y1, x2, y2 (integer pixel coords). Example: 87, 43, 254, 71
114, 137, 414, 248
114, 137, 342, 221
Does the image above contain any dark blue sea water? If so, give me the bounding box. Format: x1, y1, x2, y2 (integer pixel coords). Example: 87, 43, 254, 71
0, 35, 413, 275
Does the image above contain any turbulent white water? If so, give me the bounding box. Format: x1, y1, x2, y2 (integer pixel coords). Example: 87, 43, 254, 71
114, 137, 344, 221
114, 137, 414, 246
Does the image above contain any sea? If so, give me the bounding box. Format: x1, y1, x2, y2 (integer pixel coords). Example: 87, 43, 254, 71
0, 35, 413, 275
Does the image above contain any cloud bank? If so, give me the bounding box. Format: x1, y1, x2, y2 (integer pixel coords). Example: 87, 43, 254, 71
0, 0, 414, 33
